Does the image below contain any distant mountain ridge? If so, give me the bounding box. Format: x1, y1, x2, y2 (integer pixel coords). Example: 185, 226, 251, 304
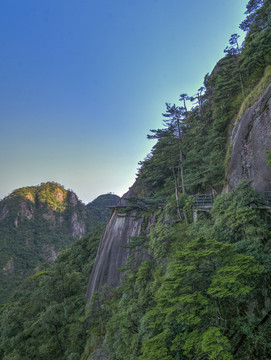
87, 193, 120, 219
0, 182, 119, 302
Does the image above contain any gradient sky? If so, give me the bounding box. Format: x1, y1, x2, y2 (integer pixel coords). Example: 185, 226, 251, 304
0, 0, 247, 204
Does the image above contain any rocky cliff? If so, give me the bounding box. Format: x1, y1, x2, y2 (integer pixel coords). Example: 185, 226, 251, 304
225, 83, 271, 192
86, 209, 143, 303
0, 182, 119, 303
85, 81, 271, 310
86, 186, 144, 304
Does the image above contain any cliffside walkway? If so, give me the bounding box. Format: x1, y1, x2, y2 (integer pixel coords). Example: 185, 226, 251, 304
106, 191, 271, 223
193, 194, 217, 210
252, 191, 271, 209
192, 194, 217, 223
192, 191, 271, 222
106, 198, 130, 209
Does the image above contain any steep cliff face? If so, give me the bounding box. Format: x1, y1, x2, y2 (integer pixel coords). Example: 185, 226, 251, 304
225, 83, 271, 191
86, 187, 144, 304
86, 210, 143, 303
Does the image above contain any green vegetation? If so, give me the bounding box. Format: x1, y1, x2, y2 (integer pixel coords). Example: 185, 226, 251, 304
236, 65, 271, 124
83, 182, 271, 360
82, 1, 271, 359
0, 182, 119, 303
0, 227, 102, 359
87, 193, 120, 223
135, 0, 271, 199
1, 1, 271, 359
6, 182, 69, 212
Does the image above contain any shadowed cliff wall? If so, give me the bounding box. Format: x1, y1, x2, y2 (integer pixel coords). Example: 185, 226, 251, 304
225, 83, 271, 192
86, 208, 143, 304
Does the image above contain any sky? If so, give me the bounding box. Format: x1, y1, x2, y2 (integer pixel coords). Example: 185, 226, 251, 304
0, 0, 247, 204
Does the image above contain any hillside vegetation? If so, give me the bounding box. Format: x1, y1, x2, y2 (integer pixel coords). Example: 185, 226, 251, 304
1, 1, 271, 359
82, 1, 271, 359
0, 227, 103, 359
0, 182, 119, 303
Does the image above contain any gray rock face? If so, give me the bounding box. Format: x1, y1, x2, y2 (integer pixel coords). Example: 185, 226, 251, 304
0, 204, 8, 219
85, 186, 147, 360
69, 192, 78, 206
86, 209, 143, 304
225, 83, 271, 192
43, 245, 58, 263
2, 257, 14, 278
70, 212, 86, 238
19, 201, 34, 219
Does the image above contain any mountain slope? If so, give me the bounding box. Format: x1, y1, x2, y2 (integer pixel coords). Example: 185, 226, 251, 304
0, 227, 103, 360
86, 193, 120, 225
81, 2, 271, 359
1, 1, 271, 359
0, 182, 119, 303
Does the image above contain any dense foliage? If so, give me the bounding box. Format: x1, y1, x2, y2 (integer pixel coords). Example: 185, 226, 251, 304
83, 182, 271, 359
82, 1, 271, 359
1, 1, 271, 359
0, 226, 103, 359
136, 0, 271, 199
0, 182, 119, 303
87, 193, 120, 221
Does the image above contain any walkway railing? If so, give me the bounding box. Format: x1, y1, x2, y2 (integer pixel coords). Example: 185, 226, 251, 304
256, 191, 271, 207
193, 194, 217, 210
108, 191, 271, 212
193, 191, 271, 211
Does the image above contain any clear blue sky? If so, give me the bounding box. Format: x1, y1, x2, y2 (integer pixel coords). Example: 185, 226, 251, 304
0, 0, 247, 203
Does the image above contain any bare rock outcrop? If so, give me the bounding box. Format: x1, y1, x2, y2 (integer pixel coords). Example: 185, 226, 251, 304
0, 204, 9, 220
86, 209, 143, 303
86, 187, 144, 304
225, 83, 271, 192
43, 245, 58, 263
2, 257, 14, 277
70, 212, 86, 238
19, 201, 34, 219
69, 192, 78, 206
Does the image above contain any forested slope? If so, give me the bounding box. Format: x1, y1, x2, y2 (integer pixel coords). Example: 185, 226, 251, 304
1, 1, 271, 359
0, 226, 103, 359
0, 182, 119, 303
82, 1, 271, 359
